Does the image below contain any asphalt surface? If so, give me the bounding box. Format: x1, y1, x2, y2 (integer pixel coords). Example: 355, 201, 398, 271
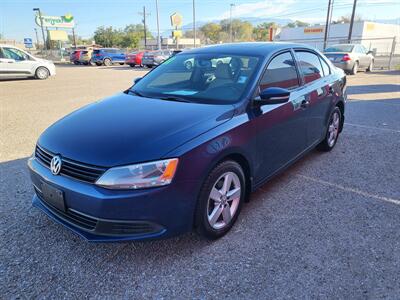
1, 65, 399, 299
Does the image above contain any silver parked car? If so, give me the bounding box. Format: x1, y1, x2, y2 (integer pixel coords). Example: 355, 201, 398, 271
324, 44, 374, 75
142, 50, 173, 68
0, 45, 56, 80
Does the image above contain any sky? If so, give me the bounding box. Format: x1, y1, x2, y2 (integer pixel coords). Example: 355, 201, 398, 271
1, 0, 399, 41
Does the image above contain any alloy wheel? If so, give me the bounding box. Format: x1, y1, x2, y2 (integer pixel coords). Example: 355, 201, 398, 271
327, 111, 340, 147
207, 172, 241, 230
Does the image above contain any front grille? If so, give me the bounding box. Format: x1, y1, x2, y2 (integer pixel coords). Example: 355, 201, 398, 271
35, 145, 106, 183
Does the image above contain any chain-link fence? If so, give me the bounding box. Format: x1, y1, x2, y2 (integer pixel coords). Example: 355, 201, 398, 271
277, 36, 399, 70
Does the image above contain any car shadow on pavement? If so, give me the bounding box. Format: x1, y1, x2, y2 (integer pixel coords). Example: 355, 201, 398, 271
347, 83, 400, 95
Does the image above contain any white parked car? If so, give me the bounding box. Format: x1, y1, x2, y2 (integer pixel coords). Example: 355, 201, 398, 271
0, 45, 56, 80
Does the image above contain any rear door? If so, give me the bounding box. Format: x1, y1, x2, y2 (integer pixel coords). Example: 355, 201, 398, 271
254, 50, 308, 180
294, 50, 333, 146
356, 45, 370, 68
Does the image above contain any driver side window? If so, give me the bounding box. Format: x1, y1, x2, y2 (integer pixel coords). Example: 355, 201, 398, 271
260, 51, 300, 91
2, 48, 28, 61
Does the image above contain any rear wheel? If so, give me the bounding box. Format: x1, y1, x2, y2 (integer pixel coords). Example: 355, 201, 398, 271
317, 107, 342, 152
35, 67, 49, 80
73, 61, 79, 65
129, 64, 135, 68
195, 161, 245, 239
119, 63, 124, 65
103, 58, 112, 66
95, 62, 102, 66
350, 61, 358, 75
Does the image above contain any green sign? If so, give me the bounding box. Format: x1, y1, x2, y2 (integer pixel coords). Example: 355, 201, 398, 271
35, 14, 75, 28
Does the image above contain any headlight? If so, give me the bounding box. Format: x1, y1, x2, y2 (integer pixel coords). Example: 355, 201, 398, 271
95, 158, 179, 189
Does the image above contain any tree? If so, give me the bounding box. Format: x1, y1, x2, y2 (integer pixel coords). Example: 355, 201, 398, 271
219, 19, 253, 42
332, 15, 363, 24
253, 22, 277, 41
286, 20, 310, 28
93, 26, 123, 47
200, 22, 222, 44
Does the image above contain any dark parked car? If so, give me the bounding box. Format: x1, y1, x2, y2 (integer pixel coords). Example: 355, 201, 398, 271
70, 49, 82, 65
28, 43, 346, 242
324, 44, 374, 75
142, 49, 173, 67
91, 48, 126, 66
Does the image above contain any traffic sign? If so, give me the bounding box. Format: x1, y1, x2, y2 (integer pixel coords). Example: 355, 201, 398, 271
24, 38, 33, 44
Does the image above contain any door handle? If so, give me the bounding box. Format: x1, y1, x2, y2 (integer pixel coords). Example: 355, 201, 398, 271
301, 99, 310, 109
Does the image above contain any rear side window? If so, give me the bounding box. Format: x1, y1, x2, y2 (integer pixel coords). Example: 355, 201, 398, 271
320, 57, 330, 76
295, 51, 323, 84
260, 51, 299, 90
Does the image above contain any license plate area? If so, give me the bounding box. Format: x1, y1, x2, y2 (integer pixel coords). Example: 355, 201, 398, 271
41, 181, 65, 212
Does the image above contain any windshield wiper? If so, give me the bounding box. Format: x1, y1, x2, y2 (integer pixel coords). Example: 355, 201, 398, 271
158, 96, 191, 103
129, 89, 145, 97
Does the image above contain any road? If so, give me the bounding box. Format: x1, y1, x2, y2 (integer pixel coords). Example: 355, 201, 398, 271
1, 65, 399, 299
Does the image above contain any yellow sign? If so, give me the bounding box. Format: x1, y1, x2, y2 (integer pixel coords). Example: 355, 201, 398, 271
366, 23, 375, 31
304, 27, 324, 34
172, 30, 182, 38
170, 13, 183, 28
48, 30, 68, 41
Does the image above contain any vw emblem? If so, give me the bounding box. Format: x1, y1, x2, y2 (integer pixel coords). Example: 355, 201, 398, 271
50, 155, 62, 175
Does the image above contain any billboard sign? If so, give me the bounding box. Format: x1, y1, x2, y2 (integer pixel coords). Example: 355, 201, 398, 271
35, 14, 75, 28
170, 13, 183, 28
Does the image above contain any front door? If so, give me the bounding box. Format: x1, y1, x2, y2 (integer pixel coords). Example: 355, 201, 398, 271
1, 47, 33, 76
253, 51, 308, 182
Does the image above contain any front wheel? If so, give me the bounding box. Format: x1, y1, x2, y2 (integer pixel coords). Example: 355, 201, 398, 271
119, 63, 124, 65
35, 67, 50, 80
103, 58, 112, 66
195, 161, 245, 239
317, 107, 342, 152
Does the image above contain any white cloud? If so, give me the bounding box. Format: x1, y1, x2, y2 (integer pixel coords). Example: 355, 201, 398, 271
214, 0, 295, 20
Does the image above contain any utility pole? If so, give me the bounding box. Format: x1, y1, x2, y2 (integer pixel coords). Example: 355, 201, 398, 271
33, 8, 47, 50
34, 28, 40, 49
155, 0, 161, 50
230, 3, 235, 43
72, 27, 77, 48
139, 6, 150, 49
348, 0, 357, 43
323, 0, 332, 50
193, 0, 196, 47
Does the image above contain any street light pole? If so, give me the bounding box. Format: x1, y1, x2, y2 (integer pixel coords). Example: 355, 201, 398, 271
348, 0, 357, 43
155, 0, 161, 50
33, 8, 47, 50
34, 28, 40, 49
230, 3, 235, 43
193, 0, 196, 47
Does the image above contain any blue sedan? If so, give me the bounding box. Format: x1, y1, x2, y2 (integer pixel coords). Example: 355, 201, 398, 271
28, 43, 346, 242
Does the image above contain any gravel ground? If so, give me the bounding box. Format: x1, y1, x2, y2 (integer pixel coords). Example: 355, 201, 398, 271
1, 66, 399, 299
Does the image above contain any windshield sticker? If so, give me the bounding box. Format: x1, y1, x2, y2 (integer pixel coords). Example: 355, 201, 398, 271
237, 76, 247, 84
164, 90, 198, 96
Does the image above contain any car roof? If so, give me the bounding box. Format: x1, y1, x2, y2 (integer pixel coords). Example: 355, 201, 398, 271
184, 42, 313, 56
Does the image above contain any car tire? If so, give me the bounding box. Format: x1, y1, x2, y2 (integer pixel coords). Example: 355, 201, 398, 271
146, 65, 152, 68
95, 62, 102, 66
350, 61, 358, 75
129, 64, 135, 68
73, 61, 79, 65
119, 63, 124, 65
366, 60, 373, 72
35, 67, 50, 80
103, 58, 112, 66
317, 106, 342, 152
195, 160, 246, 239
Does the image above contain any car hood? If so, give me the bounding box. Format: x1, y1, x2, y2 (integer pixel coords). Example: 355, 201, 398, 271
38, 93, 234, 167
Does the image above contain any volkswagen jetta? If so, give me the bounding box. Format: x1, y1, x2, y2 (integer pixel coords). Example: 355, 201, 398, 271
28, 43, 346, 242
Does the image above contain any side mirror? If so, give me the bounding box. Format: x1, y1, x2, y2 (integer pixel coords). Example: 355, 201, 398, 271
255, 87, 290, 105
133, 77, 142, 85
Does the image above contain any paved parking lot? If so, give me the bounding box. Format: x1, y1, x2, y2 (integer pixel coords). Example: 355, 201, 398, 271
1, 65, 399, 299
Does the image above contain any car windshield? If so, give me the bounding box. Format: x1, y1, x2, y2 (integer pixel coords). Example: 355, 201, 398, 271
129, 53, 261, 104
325, 45, 354, 52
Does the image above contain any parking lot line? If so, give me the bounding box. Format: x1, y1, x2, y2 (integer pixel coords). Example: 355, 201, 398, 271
344, 122, 400, 133
296, 174, 400, 206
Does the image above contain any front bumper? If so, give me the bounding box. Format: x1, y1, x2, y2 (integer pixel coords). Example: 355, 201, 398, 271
28, 157, 197, 242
